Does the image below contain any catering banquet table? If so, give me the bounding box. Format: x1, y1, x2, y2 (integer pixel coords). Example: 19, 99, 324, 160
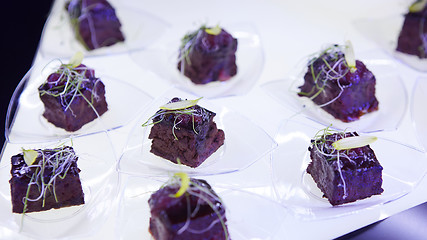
3, 0, 427, 239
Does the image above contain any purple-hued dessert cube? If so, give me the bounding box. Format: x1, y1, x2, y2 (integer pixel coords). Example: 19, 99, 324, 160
148, 97, 225, 168
38, 63, 108, 132
177, 26, 238, 85
148, 178, 229, 239
66, 0, 125, 50
9, 146, 84, 213
298, 45, 379, 122
307, 131, 383, 206
396, 3, 427, 58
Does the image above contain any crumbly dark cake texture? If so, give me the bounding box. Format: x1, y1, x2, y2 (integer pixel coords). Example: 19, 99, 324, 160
396, 5, 427, 58
38, 64, 108, 132
66, 0, 125, 50
298, 47, 379, 122
9, 146, 84, 213
177, 26, 238, 84
148, 97, 225, 168
148, 178, 229, 240
307, 132, 383, 206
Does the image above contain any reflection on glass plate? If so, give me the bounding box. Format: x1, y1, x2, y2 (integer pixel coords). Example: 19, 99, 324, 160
130, 23, 264, 98
40, 0, 169, 57
0, 132, 118, 239
6, 60, 152, 144
118, 88, 276, 176
116, 176, 287, 240
411, 77, 427, 152
353, 15, 427, 72
271, 120, 427, 220
262, 56, 407, 133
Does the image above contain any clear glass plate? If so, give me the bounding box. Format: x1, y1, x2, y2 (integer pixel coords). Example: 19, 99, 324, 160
116, 176, 287, 240
353, 14, 427, 72
118, 88, 277, 176
39, 0, 170, 58
0, 132, 119, 239
262, 56, 407, 133
6, 60, 153, 144
411, 77, 427, 152
271, 120, 427, 220
130, 23, 264, 98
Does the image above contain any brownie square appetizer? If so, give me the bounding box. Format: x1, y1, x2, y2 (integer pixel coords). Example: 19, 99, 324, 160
396, 1, 427, 58
66, 0, 125, 50
146, 97, 225, 168
9, 146, 85, 213
177, 25, 238, 85
148, 176, 229, 239
306, 130, 383, 206
298, 43, 379, 122
38, 62, 108, 132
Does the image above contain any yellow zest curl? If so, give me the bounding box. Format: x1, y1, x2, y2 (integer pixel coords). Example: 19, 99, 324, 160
332, 135, 378, 150
160, 97, 203, 110
68, 51, 84, 68
23, 149, 38, 166
172, 172, 190, 198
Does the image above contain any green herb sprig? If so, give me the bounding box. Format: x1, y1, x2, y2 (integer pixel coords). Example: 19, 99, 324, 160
298, 43, 357, 106
20, 146, 78, 215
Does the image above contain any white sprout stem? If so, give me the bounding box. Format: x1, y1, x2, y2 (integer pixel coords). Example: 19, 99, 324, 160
172, 179, 228, 238
317, 78, 344, 107
186, 217, 223, 234
79, 1, 100, 49
22, 149, 76, 204
306, 55, 349, 106
336, 151, 348, 199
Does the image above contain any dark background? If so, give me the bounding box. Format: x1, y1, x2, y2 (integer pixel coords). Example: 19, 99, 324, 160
2, 1, 53, 147
2, 1, 427, 239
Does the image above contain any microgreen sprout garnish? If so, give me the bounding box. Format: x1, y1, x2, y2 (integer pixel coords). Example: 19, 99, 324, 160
20, 146, 78, 215
332, 135, 378, 150
162, 176, 230, 239
38, 55, 102, 117
22, 149, 38, 166
159, 97, 203, 110
205, 25, 222, 35
409, 0, 427, 12
298, 43, 357, 106
179, 25, 205, 66
344, 40, 357, 73
171, 172, 190, 198
142, 97, 209, 140
179, 24, 221, 66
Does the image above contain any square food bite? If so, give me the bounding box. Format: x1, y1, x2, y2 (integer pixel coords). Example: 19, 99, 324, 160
9, 146, 85, 213
146, 97, 225, 168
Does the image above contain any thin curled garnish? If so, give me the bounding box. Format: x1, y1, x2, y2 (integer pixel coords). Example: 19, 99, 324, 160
344, 40, 357, 73
409, 0, 427, 12
205, 25, 222, 35
68, 51, 84, 68
332, 135, 378, 150
172, 172, 190, 198
159, 97, 203, 110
